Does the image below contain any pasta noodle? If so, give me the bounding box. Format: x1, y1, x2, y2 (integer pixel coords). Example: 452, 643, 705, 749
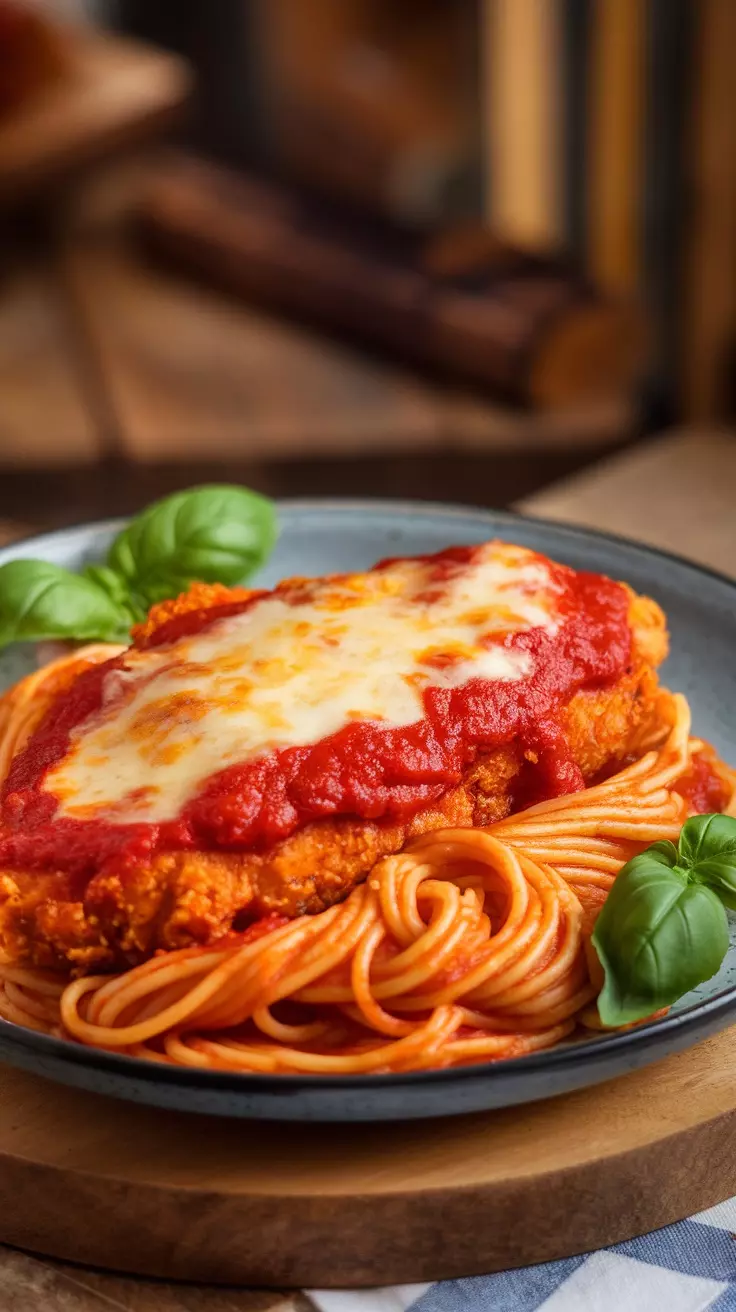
2, 831, 589, 1070
0, 651, 730, 1072
489, 694, 693, 921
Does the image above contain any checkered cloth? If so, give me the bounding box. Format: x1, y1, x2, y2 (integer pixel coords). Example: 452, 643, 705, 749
310, 1196, 736, 1312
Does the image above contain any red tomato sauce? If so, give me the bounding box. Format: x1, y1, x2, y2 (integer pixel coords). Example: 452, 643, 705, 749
674, 749, 732, 815
0, 547, 633, 879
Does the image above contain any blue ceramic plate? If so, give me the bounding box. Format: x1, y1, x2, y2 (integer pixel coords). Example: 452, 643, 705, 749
0, 501, 734, 1121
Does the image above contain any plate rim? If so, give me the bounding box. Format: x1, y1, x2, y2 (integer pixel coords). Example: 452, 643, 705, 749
4, 497, 736, 602
1, 498, 735, 1098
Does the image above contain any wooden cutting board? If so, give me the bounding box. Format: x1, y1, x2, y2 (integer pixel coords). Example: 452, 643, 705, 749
0, 1030, 734, 1288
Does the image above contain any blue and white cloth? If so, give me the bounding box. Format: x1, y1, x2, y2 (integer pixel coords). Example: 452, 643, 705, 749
310, 1196, 736, 1312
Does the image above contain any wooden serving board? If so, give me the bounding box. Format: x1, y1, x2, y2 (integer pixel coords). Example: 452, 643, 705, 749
0, 1027, 734, 1289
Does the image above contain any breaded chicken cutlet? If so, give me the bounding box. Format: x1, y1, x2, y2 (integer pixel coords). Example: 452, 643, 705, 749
0, 542, 674, 971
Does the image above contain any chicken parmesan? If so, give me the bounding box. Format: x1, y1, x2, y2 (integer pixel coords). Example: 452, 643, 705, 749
0, 540, 681, 972
2, 521, 735, 1080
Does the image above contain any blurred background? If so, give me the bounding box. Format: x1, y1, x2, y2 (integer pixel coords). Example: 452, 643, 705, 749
0, 0, 733, 531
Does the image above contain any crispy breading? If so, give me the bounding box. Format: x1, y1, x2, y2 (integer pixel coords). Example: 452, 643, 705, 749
0, 581, 670, 970
130, 582, 254, 646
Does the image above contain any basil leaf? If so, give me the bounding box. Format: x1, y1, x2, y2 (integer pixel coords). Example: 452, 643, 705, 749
83, 566, 145, 622
107, 485, 277, 608
0, 560, 132, 649
673, 814, 736, 909
679, 813, 736, 868
691, 858, 736, 911
592, 852, 730, 1027
638, 839, 679, 870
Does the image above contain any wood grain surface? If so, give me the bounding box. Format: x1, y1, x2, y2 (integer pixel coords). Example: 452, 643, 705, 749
0, 1030, 734, 1289
0, 1247, 308, 1312
0, 228, 635, 474
0, 263, 105, 466
55, 238, 635, 465
521, 427, 736, 572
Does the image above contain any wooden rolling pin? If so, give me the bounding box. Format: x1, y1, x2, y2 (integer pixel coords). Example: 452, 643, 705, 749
138, 154, 646, 410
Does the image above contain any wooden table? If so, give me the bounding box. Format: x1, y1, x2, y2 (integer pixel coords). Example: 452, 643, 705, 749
0, 233, 635, 529
520, 426, 736, 573
0, 425, 733, 1307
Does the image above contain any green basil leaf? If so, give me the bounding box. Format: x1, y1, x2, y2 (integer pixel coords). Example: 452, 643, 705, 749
640, 839, 679, 870
83, 566, 144, 622
678, 813, 736, 869
675, 813, 736, 909
592, 852, 730, 1027
107, 485, 277, 608
0, 560, 131, 649
691, 858, 736, 911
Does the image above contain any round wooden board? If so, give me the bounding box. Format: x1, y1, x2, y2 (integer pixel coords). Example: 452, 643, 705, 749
0, 1030, 734, 1289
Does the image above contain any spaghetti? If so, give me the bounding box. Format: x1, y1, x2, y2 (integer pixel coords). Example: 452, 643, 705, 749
490, 693, 695, 925
0, 657, 730, 1071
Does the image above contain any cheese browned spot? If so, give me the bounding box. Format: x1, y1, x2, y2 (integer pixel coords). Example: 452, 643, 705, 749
0, 566, 672, 970
45, 543, 563, 824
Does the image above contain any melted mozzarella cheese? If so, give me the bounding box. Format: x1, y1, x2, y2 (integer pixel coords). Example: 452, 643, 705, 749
46, 543, 562, 822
